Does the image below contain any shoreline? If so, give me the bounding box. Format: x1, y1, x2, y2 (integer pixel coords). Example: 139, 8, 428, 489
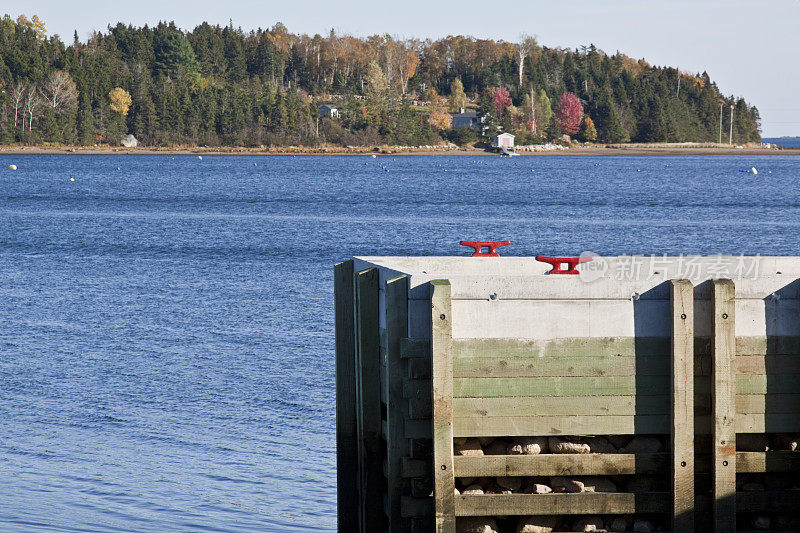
1, 145, 798, 157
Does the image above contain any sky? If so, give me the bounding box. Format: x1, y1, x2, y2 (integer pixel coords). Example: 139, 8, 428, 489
12, 0, 800, 137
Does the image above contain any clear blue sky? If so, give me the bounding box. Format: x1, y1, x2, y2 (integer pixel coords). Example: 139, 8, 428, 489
12, 0, 800, 137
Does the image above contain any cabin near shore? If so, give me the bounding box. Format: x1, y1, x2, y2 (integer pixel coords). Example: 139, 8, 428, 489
449, 110, 484, 130
493, 132, 515, 150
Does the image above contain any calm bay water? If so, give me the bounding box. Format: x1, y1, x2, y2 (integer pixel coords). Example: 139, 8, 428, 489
1, 153, 799, 532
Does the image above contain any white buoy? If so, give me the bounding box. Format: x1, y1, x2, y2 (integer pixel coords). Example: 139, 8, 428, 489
69, 177, 75, 182
198, 155, 203, 160
751, 167, 758, 175
371, 154, 377, 158
8, 164, 17, 170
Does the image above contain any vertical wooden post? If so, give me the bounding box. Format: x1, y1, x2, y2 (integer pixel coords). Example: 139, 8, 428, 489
670, 279, 695, 533
430, 280, 455, 533
335, 261, 357, 532
355, 268, 386, 532
385, 275, 409, 533
712, 279, 736, 532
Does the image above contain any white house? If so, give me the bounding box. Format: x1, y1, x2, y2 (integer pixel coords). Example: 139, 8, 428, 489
318, 104, 340, 119
493, 132, 515, 150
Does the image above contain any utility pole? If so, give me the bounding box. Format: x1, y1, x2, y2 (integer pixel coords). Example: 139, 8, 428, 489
729, 104, 734, 145
718, 102, 724, 144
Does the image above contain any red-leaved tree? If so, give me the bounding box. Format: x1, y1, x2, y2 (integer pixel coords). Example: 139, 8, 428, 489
555, 92, 584, 136
491, 87, 512, 117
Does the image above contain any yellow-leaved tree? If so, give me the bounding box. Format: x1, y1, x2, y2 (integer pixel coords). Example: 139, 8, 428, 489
109, 88, 132, 116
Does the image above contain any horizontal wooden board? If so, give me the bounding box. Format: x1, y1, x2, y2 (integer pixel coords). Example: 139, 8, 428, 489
454, 395, 669, 417
454, 375, 675, 397
736, 393, 800, 414
737, 490, 800, 512
736, 336, 800, 356
454, 453, 667, 477
452, 374, 800, 398
403, 379, 430, 399
401, 458, 429, 478
453, 355, 666, 378
736, 354, 800, 374
735, 413, 800, 433
453, 337, 664, 359
453, 336, 800, 359
400, 338, 429, 359
401, 495, 433, 518
455, 492, 670, 516
734, 374, 800, 394
454, 353, 800, 379
736, 451, 800, 473
404, 419, 431, 439
453, 415, 669, 437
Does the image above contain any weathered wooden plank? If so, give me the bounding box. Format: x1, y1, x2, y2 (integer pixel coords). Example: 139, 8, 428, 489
400, 338, 430, 359
671, 279, 694, 533
401, 496, 433, 518
734, 373, 800, 394
453, 415, 670, 437
354, 268, 386, 533
736, 335, 800, 356
453, 375, 667, 398
455, 493, 670, 516
736, 354, 800, 374
736, 490, 800, 512
402, 457, 430, 478
453, 395, 669, 417
452, 335, 800, 360
736, 393, 800, 414
385, 275, 409, 533
408, 398, 431, 419
453, 337, 664, 359
453, 453, 668, 477
453, 355, 666, 378
430, 280, 455, 533
404, 418, 432, 439
712, 279, 736, 533
403, 379, 431, 399
334, 260, 358, 533
734, 413, 800, 433
737, 451, 800, 473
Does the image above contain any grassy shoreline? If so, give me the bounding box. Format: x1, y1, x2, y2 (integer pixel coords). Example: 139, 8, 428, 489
1, 144, 798, 157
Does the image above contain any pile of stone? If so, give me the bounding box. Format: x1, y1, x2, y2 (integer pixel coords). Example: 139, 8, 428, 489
453, 436, 668, 532
456, 515, 662, 532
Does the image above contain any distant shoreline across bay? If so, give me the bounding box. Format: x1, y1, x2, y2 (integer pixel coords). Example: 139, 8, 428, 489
2, 144, 799, 157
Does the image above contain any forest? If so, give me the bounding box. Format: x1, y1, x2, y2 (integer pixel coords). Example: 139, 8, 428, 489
0, 14, 762, 148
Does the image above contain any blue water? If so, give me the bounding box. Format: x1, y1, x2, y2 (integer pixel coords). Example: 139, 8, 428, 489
1, 154, 799, 532
764, 137, 800, 148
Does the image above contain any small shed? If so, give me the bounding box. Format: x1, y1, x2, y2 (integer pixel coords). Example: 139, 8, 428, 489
318, 104, 340, 119
493, 132, 515, 149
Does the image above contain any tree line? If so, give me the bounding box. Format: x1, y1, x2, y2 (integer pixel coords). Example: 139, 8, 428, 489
0, 14, 761, 147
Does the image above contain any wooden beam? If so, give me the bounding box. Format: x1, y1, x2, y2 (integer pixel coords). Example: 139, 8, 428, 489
455, 493, 670, 516
453, 453, 668, 477
736, 451, 800, 473
736, 490, 800, 512
334, 260, 358, 533
453, 414, 669, 437
385, 275, 409, 533
355, 268, 386, 533
711, 279, 736, 533
430, 280, 455, 533
671, 279, 694, 533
